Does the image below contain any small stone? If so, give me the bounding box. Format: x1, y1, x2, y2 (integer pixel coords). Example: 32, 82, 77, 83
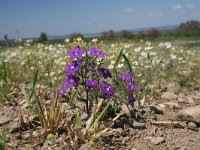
188, 122, 198, 129
79, 143, 93, 150
81, 113, 89, 120
188, 121, 197, 128
161, 92, 178, 100
178, 146, 187, 150
149, 105, 164, 114
166, 82, 181, 93
158, 104, 166, 109
163, 102, 180, 109
177, 105, 200, 123
14, 132, 22, 140
23, 133, 30, 140
121, 104, 130, 114
9, 123, 20, 133
0, 112, 5, 117
178, 97, 194, 104
151, 136, 165, 145
0, 116, 11, 126
133, 122, 146, 129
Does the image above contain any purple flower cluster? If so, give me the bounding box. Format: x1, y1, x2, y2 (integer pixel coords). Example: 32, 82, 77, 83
59, 75, 80, 94
67, 46, 85, 61
100, 81, 114, 97
65, 62, 80, 75
98, 67, 112, 79
118, 72, 138, 105
86, 79, 98, 88
118, 71, 134, 83
89, 48, 105, 59
60, 46, 114, 98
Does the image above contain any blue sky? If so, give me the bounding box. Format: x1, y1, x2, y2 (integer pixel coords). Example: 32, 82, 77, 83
0, 0, 200, 39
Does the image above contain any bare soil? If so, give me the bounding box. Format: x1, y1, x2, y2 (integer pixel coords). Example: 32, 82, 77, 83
1, 85, 200, 150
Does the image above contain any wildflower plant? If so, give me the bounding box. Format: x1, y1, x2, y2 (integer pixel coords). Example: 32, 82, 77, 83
60, 45, 115, 114
59, 43, 138, 144
0, 125, 8, 150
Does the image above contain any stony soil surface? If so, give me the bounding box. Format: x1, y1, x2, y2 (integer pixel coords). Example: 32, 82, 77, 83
1, 83, 200, 150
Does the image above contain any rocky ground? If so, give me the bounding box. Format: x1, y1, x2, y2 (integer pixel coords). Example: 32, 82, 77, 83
0, 83, 200, 150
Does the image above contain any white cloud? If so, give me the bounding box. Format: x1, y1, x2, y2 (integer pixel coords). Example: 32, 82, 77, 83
123, 8, 133, 13
149, 11, 163, 17
173, 4, 183, 10
172, 3, 195, 10
186, 4, 195, 8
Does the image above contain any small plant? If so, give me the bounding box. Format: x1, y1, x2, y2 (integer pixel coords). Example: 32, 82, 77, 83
0, 125, 8, 150
33, 90, 66, 134
0, 60, 9, 101
59, 43, 138, 144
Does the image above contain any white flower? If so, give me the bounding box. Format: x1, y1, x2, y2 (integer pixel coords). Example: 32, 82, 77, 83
144, 46, 153, 51
132, 61, 138, 66
65, 38, 70, 43
137, 73, 142, 77
178, 57, 183, 61
111, 60, 115, 64
135, 47, 142, 52
108, 64, 114, 69
141, 52, 148, 58
77, 37, 82, 42
166, 43, 171, 49
111, 44, 116, 47
124, 44, 133, 49
170, 54, 177, 59
117, 64, 124, 68
149, 51, 157, 56
91, 38, 98, 43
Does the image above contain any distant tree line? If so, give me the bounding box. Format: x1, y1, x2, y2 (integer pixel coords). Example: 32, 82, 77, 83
165, 20, 200, 37
1, 20, 200, 47
99, 20, 200, 40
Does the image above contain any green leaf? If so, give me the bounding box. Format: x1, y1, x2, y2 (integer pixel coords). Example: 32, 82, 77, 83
35, 94, 43, 113
2, 59, 8, 86
29, 68, 39, 102
114, 47, 124, 68
33, 68, 39, 89
75, 116, 82, 129
0, 125, 8, 150
122, 54, 132, 73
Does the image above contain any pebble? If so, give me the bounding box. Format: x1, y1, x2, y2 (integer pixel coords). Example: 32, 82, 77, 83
188, 122, 197, 128
166, 82, 181, 93
0, 116, 11, 126
149, 105, 164, 114
177, 105, 200, 123
151, 136, 165, 145
161, 92, 178, 100
0, 112, 5, 117
121, 104, 131, 114
162, 102, 180, 109
78, 143, 93, 150
133, 122, 146, 129
178, 97, 194, 104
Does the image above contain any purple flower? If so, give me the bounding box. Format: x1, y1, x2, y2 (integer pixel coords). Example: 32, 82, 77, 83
128, 96, 136, 106
65, 62, 80, 75
127, 83, 138, 93
100, 81, 114, 97
67, 46, 85, 61
98, 67, 112, 79
89, 48, 105, 59
59, 86, 69, 95
118, 72, 134, 83
64, 75, 80, 88
86, 79, 98, 88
